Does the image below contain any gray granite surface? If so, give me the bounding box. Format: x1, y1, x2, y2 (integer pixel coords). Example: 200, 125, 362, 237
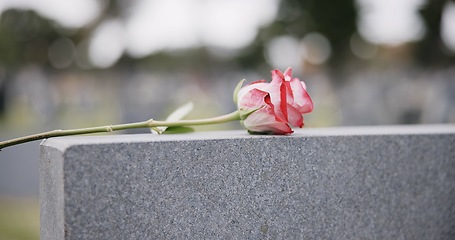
40, 125, 455, 239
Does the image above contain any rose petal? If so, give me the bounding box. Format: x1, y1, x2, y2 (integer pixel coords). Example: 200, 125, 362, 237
300, 79, 307, 90
284, 67, 292, 81
237, 88, 269, 110
290, 78, 313, 113
242, 93, 292, 134
267, 70, 289, 122
284, 80, 295, 106
237, 82, 269, 107
287, 104, 304, 128
249, 79, 267, 85
299, 89, 313, 114
243, 111, 293, 134
271, 69, 284, 81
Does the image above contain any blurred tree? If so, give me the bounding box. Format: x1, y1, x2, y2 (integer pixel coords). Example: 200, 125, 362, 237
0, 0, 453, 98
256, 0, 358, 84
282, 0, 357, 66
0, 73, 6, 115
0, 10, 56, 115
418, 0, 455, 67
0, 10, 59, 68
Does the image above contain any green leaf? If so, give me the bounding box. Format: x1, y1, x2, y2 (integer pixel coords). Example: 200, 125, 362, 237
233, 79, 245, 104
150, 102, 194, 134
162, 126, 195, 134
166, 102, 194, 122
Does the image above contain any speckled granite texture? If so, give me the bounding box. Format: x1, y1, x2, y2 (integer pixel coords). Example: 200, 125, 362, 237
40, 125, 455, 239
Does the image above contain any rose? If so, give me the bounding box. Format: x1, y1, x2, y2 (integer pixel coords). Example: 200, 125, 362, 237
236, 68, 313, 134
1, 67, 314, 149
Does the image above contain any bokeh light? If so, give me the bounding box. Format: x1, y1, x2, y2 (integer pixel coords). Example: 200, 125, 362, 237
89, 19, 125, 68
47, 37, 75, 68
356, 0, 426, 45
0, 0, 100, 28
301, 32, 332, 65
442, 1, 455, 53
265, 35, 302, 71
125, 0, 200, 57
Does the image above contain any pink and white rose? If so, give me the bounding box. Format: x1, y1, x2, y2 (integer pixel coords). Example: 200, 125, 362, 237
236, 67, 313, 134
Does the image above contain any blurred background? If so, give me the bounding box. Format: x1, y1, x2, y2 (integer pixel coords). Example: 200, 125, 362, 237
0, 0, 454, 238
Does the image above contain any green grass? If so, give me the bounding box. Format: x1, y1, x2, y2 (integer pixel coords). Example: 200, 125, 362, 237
0, 198, 39, 240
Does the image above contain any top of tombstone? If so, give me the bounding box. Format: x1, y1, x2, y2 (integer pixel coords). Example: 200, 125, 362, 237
40, 124, 455, 152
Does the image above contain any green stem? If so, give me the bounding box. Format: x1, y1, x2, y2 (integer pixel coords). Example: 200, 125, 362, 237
0, 111, 241, 150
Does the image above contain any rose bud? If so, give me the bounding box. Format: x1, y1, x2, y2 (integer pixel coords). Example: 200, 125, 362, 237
235, 68, 313, 134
